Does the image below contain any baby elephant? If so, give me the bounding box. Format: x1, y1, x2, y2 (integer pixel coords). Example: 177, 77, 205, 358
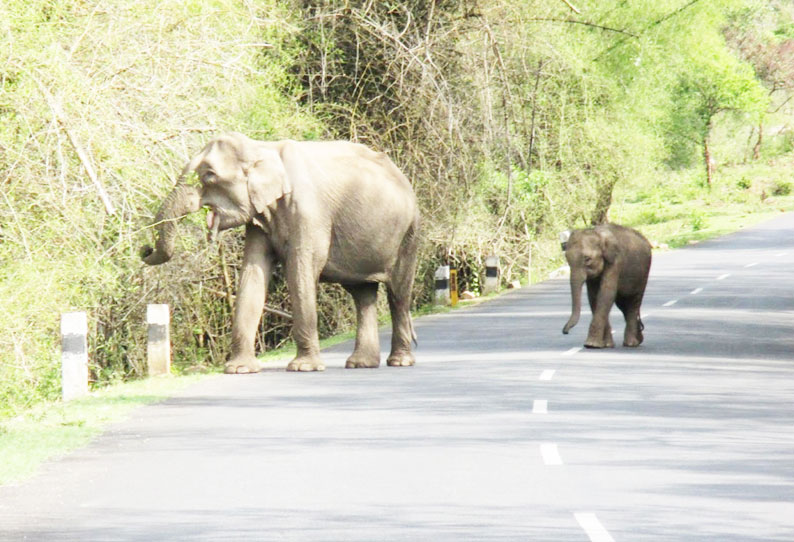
562, 224, 652, 348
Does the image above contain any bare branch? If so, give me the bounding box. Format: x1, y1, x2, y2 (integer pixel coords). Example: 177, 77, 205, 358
28, 71, 116, 215
559, 0, 581, 14
594, 0, 704, 61
529, 18, 637, 38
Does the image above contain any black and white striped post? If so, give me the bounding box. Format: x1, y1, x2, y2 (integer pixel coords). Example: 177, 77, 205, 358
61, 312, 88, 402
434, 265, 450, 305
483, 255, 500, 295
147, 304, 171, 376
559, 230, 571, 251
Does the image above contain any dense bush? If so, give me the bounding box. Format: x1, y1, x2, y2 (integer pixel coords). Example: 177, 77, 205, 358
0, 0, 320, 416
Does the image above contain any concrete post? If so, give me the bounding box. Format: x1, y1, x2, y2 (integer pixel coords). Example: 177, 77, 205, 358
483, 255, 500, 295
147, 304, 171, 376
61, 312, 88, 402
434, 265, 450, 305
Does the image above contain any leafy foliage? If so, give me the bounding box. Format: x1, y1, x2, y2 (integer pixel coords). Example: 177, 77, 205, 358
0, 0, 318, 417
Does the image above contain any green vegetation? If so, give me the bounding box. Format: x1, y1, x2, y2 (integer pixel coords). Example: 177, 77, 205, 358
0, 374, 205, 484
2, 0, 794, 425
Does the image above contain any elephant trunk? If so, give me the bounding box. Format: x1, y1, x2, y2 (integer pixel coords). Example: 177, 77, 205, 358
563, 268, 585, 334
141, 184, 202, 265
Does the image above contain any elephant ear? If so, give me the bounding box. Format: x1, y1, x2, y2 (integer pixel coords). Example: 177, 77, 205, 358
247, 148, 292, 214
597, 227, 620, 264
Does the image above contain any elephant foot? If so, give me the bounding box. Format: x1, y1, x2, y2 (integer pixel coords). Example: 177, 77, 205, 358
584, 338, 615, 349
624, 334, 644, 347
623, 321, 644, 347
225, 357, 264, 374
386, 352, 415, 367
287, 355, 326, 372
345, 353, 380, 369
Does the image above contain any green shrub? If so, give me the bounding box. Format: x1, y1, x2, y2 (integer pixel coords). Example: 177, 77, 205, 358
689, 211, 707, 231
771, 180, 792, 196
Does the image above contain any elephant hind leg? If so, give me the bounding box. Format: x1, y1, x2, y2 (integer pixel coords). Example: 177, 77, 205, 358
343, 283, 381, 369
386, 221, 418, 367
617, 295, 644, 347
386, 285, 415, 366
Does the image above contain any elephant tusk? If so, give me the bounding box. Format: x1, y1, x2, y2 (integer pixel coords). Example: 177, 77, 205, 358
206, 209, 220, 242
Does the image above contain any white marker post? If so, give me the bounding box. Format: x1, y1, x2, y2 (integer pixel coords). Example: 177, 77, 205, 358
61, 312, 89, 402
483, 255, 500, 295
434, 265, 450, 305
147, 304, 171, 376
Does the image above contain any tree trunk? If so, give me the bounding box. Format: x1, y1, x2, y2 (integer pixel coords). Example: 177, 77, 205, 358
527, 60, 544, 170
591, 176, 617, 225
752, 120, 763, 160
703, 117, 714, 189
703, 135, 713, 189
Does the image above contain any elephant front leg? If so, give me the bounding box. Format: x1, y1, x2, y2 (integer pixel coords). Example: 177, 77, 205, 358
584, 276, 616, 349
285, 249, 325, 372
226, 227, 273, 374
343, 283, 381, 368
585, 319, 615, 349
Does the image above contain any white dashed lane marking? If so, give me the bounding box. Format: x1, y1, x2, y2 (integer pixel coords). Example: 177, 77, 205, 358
690, 287, 703, 295
716, 273, 731, 281
539, 369, 556, 381
533, 399, 548, 414
540, 443, 563, 466
575, 512, 616, 542
663, 299, 677, 307
744, 262, 759, 268
561, 347, 582, 357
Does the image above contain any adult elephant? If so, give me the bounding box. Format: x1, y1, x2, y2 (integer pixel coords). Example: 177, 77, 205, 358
141, 132, 420, 374
562, 223, 652, 348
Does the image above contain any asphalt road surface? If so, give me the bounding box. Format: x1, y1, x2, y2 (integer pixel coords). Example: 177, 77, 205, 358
2, 214, 794, 541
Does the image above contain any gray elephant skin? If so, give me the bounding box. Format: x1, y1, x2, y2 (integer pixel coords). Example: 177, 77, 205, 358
141, 132, 420, 374
562, 223, 652, 348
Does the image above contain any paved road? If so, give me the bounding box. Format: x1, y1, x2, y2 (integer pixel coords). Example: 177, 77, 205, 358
2, 214, 794, 541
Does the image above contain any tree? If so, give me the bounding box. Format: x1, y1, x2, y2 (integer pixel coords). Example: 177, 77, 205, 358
665, 8, 769, 186
725, 1, 794, 159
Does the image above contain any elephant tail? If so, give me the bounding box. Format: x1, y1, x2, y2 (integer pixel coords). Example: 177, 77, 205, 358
638, 315, 645, 332
410, 314, 418, 347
